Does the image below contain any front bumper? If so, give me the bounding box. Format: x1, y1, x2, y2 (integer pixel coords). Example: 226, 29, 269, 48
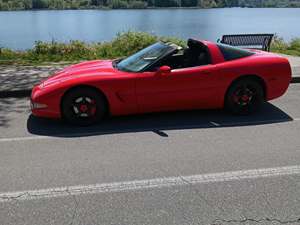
30, 85, 61, 119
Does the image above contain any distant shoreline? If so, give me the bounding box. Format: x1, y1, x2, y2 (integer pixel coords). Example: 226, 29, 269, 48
1, 0, 299, 11
1, 6, 300, 12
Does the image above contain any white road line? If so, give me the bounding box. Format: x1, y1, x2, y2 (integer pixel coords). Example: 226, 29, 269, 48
0, 165, 300, 202
0, 136, 50, 142
0, 118, 299, 143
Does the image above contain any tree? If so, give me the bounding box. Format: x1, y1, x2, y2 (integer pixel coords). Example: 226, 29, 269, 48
32, 0, 49, 9
91, 0, 102, 5
0, 0, 298, 10
154, 0, 180, 7
182, 0, 198, 7
147, 0, 154, 6
23, 0, 33, 9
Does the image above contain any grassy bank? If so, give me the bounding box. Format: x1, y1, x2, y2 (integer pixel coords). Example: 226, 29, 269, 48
0, 31, 185, 65
0, 31, 299, 65
271, 36, 300, 57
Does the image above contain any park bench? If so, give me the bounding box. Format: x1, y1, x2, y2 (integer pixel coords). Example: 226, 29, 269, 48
219, 34, 274, 52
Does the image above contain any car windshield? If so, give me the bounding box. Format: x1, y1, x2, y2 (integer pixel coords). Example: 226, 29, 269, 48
116, 42, 176, 72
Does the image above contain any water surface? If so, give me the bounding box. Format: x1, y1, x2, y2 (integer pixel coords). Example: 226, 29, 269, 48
0, 8, 300, 50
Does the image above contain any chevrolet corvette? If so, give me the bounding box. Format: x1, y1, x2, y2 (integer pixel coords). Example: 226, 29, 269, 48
31, 39, 292, 125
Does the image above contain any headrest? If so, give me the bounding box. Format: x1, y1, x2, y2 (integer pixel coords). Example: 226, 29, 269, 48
187, 39, 205, 50
187, 39, 199, 48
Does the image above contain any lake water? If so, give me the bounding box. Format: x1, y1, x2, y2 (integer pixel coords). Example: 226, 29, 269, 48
1, 8, 300, 50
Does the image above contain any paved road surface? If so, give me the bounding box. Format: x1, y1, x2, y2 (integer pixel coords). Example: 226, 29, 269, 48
0, 84, 300, 225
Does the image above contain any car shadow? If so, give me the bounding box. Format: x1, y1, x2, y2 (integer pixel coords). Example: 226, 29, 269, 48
27, 103, 293, 138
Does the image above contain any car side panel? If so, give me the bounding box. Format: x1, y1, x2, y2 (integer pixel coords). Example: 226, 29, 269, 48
91, 76, 138, 116
31, 73, 138, 118
211, 54, 292, 107
136, 65, 222, 113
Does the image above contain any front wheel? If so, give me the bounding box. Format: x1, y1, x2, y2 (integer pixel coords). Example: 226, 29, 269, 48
225, 78, 265, 115
61, 87, 107, 126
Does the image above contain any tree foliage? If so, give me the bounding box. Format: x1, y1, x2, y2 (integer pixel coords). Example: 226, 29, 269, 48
0, 0, 300, 10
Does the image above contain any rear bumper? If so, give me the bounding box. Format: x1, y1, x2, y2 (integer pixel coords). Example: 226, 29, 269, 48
267, 64, 292, 101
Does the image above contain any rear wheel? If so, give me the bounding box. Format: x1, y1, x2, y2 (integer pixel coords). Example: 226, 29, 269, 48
225, 78, 264, 115
62, 87, 107, 126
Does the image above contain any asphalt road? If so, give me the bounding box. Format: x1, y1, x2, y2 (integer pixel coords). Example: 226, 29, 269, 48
1, 84, 300, 225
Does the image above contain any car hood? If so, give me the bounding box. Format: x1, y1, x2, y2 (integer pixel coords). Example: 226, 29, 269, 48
41, 60, 117, 87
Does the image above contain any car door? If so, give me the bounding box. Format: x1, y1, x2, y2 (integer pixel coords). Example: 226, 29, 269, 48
136, 64, 218, 113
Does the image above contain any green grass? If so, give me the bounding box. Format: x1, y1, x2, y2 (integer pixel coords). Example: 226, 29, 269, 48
0, 31, 299, 66
0, 31, 185, 65
270, 35, 300, 57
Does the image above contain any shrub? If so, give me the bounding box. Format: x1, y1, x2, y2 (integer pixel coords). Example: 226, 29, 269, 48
0, 31, 186, 63
1, 31, 298, 64
271, 35, 300, 56
290, 38, 300, 50
129, 1, 147, 8
110, 0, 128, 9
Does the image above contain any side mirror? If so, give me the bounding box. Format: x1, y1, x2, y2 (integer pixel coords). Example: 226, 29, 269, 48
157, 66, 171, 75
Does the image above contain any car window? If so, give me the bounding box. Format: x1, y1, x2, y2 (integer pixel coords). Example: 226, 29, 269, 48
116, 42, 176, 72
217, 43, 255, 61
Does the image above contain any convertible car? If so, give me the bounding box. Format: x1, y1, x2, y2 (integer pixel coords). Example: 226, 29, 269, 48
31, 39, 292, 125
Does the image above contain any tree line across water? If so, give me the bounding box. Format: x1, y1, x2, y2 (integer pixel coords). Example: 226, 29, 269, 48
0, 0, 300, 10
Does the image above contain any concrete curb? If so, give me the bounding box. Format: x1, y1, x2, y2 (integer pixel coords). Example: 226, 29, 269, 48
0, 90, 32, 98
0, 77, 300, 99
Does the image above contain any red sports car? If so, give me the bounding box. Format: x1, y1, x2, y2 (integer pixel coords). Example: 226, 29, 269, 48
31, 39, 292, 126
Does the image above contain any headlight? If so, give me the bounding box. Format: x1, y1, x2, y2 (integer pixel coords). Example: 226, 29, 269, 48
30, 101, 48, 110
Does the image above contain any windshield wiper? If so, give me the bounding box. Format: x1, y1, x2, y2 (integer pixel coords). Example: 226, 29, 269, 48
113, 59, 121, 70
143, 57, 158, 61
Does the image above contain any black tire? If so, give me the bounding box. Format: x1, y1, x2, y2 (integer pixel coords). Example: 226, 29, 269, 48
61, 87, 107, 126
225, 78, 264, 115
